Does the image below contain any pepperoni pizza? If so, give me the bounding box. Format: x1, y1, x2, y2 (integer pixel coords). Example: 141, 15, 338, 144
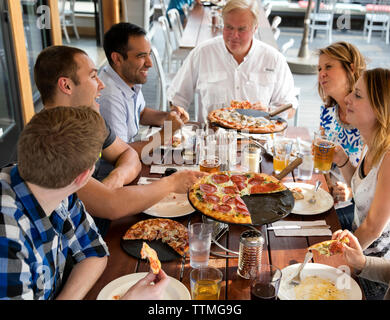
188, 171, 287, 224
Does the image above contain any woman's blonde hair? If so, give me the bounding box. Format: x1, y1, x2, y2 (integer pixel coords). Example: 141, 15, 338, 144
317, 41, 366, 108
222, 0, 259, 26
364, 68, 390, 166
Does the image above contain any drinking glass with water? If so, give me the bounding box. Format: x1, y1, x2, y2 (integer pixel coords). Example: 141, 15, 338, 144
189, 223, 213, 268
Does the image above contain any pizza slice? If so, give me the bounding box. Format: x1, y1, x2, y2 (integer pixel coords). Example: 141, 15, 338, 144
140, 242, 161, 274
308, 237, 350, 256
247, 173, 287, 194
290, 187, 304, 200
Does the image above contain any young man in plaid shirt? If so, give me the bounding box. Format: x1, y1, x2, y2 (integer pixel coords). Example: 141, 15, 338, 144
0, 107, 169, 299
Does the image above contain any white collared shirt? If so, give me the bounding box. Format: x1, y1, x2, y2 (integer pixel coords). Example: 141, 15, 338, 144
167, 36, 297, 123
98, 64, 145, 143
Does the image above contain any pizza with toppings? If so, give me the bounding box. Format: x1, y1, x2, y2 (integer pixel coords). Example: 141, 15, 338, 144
141, 242, 162, 274
123, 218, 189, 256
188, 171, 287, 224
308, 237, 350, 256
208, 100, 287, 133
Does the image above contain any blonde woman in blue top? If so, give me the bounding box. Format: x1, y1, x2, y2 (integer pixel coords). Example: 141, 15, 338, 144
317, 42, 366, 230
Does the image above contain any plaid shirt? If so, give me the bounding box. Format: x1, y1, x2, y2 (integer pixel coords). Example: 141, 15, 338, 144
0, 166, 109, 300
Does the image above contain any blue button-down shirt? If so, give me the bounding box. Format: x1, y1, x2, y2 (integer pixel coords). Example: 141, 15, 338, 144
98, 65, 146, 143
0, 166, 109, 300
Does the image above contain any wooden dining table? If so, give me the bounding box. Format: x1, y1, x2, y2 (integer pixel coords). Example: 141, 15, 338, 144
180, 2, 279, 51
84, 126, 359, 300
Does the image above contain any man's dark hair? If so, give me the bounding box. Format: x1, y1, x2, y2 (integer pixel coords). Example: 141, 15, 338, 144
103, 22, 147, 66
34, 45, 87, 105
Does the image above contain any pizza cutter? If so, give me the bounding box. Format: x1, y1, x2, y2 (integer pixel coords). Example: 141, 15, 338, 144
235, 103, 293, 119
274, 157, 303, 180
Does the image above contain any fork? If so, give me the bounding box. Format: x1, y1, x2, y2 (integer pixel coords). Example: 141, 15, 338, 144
308, 180, 322, 204
288, 251, 313, 286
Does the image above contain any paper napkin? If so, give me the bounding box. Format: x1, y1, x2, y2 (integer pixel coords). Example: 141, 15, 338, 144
271, 220, 332, 237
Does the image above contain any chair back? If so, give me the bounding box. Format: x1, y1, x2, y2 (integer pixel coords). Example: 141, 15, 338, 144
182, 3, 190, 19
263, 2, 272, 18
317, 0, 336, 15
280, 38, 294, 55
168, 8, 183, 47
271, 15, 282, 29
159, 0, 168, 17
158, 15, 175, 56
58, 0, 66, 17
150, 45, 168, 111
366, 0, 390, 16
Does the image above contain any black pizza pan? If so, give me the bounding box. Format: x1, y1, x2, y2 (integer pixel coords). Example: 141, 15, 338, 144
187, 189, 294, 226
121, 239, 182, 262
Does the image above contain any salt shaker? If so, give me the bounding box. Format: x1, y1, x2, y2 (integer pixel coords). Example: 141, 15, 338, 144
237, 229, 264, 279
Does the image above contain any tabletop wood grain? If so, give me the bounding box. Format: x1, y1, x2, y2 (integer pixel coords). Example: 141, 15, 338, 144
84, 126, 359, 300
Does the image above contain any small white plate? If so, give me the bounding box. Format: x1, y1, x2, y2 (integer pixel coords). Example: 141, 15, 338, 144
97, 272, 191, 300
284, 182, 334, 215
278, 263, 362, 300
143, 193, 195, 218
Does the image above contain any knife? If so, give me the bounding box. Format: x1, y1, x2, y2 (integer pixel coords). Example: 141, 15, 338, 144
267, 224, 331, 230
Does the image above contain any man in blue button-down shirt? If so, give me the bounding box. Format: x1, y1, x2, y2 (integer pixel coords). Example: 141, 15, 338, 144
99, 22, 189, 157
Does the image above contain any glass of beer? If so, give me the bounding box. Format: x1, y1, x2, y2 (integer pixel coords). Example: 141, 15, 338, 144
199, 157, 221, 173
190, 266, 223, 300
198, 131, 221, 173
272, 134, 292, 174
313, 131, 336, 173
250, 264, 281, 301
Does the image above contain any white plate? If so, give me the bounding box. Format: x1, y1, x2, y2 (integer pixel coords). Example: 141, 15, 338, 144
284, 182, 334, 215
278, 263, 362, 300
97, 272, 191, 300
144, 193, 195, 218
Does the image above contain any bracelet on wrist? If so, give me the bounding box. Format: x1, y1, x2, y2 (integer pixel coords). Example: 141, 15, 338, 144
337, 157, 349, 168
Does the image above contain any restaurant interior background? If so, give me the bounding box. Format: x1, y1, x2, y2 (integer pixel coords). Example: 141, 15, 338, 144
0, 0, 389, 168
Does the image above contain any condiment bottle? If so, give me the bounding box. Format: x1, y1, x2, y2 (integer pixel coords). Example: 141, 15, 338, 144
237, 229, 264, 279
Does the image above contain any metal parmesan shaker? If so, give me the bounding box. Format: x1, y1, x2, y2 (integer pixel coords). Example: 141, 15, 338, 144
237, 229, 264, 279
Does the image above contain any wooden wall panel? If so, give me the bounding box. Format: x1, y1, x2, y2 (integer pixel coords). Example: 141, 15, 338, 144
102, 0, 121, 32
7, 0, 35, 125
48, 0, 62, 45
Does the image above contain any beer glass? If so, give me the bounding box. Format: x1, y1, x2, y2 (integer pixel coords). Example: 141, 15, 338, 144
273, 133, 291, 174
313, 131, 335, 173
198, 132, 221, 173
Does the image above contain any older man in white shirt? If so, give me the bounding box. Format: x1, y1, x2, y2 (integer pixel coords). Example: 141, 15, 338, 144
167, 0, 297, 123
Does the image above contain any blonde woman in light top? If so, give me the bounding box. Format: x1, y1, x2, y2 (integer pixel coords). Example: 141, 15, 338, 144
333, 68, 390, 299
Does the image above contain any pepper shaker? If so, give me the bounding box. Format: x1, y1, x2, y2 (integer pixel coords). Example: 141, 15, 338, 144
237, 229, 264, 279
